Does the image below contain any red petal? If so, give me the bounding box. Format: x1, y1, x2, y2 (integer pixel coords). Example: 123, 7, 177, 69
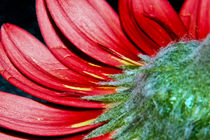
45, 0, 140, 66
119, 0, 160, 55
36, 0, 121, 81
1, 23, 101, 85
51, 132, 112, 140
87, 0, 141, 57
0, 92, 103, 136
180, 0, 210, 39
1, 24, 114, 95
198, 0, 210, 39
0, 59, 3, 71
0, 26, 116, 95
0, 129, 112, 140
119, 0, 187, 55
0, 42, 115, 108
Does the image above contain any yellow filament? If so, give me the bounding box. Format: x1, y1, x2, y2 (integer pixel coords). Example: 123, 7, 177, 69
122, 56, 144, 66
64, 85, 91, 91
97, 86, 117, 90
71, 119, 95, 128
111, 56, 134, 65
83, 71, 105, 80
88, 63, 101, 67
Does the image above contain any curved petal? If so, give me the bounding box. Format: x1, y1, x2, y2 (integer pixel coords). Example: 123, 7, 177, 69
0, 43, 103, 108
119, 0, 188, 55
1, 24, 116, 96
36, 0, 121, 81
87, 0, 141, 57
1, 24, 101, 86
52, 132, 112, 140
45, 0, 141, 66
0, 92, 103, 136
0, 128, 112, 140
0, 42, 114, 108
180, 0, 210, 39
119, 0, 160, 55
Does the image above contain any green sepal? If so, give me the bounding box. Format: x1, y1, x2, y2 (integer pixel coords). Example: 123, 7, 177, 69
82, 91, 129, 103
85, 35, 210, 140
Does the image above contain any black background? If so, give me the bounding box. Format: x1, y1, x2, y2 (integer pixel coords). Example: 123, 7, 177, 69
0, 0, 184, 97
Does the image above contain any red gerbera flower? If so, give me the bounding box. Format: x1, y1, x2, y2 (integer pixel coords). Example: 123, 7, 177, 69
0, 0, 209, 139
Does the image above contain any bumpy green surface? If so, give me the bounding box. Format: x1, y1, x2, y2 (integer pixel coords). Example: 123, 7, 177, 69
84, 36, 210, 140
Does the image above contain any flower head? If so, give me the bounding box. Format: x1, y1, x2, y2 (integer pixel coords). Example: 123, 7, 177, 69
0, 0, 209, 139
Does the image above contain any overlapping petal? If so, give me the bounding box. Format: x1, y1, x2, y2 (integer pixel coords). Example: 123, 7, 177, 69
180, 0, 210, 39
119, 0, 188, 55
0, 129, 111, 140
0, 92, 103, 136
0, 0, 209, 139
45, 0, 142, 66
1, 24, 98, 85
36, 0, 122, 81
1, 24, 116, 96
0, 42, 106, 108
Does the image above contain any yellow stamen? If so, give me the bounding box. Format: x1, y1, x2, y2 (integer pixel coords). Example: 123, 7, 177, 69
83, 71, 105, 80
122, 56, 144, 66
97, 86, 117, 90
64, 85, 91, 91
88, 62, 101, 67
111, 56, 134, 65
107, 48, 143, 66
71, 119, 95, 128
102, 73, 110, 76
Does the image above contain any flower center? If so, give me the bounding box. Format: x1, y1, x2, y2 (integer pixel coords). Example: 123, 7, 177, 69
85, 35, 210, 140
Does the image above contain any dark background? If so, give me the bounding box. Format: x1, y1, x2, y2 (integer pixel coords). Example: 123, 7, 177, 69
0, 0, 184, 97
